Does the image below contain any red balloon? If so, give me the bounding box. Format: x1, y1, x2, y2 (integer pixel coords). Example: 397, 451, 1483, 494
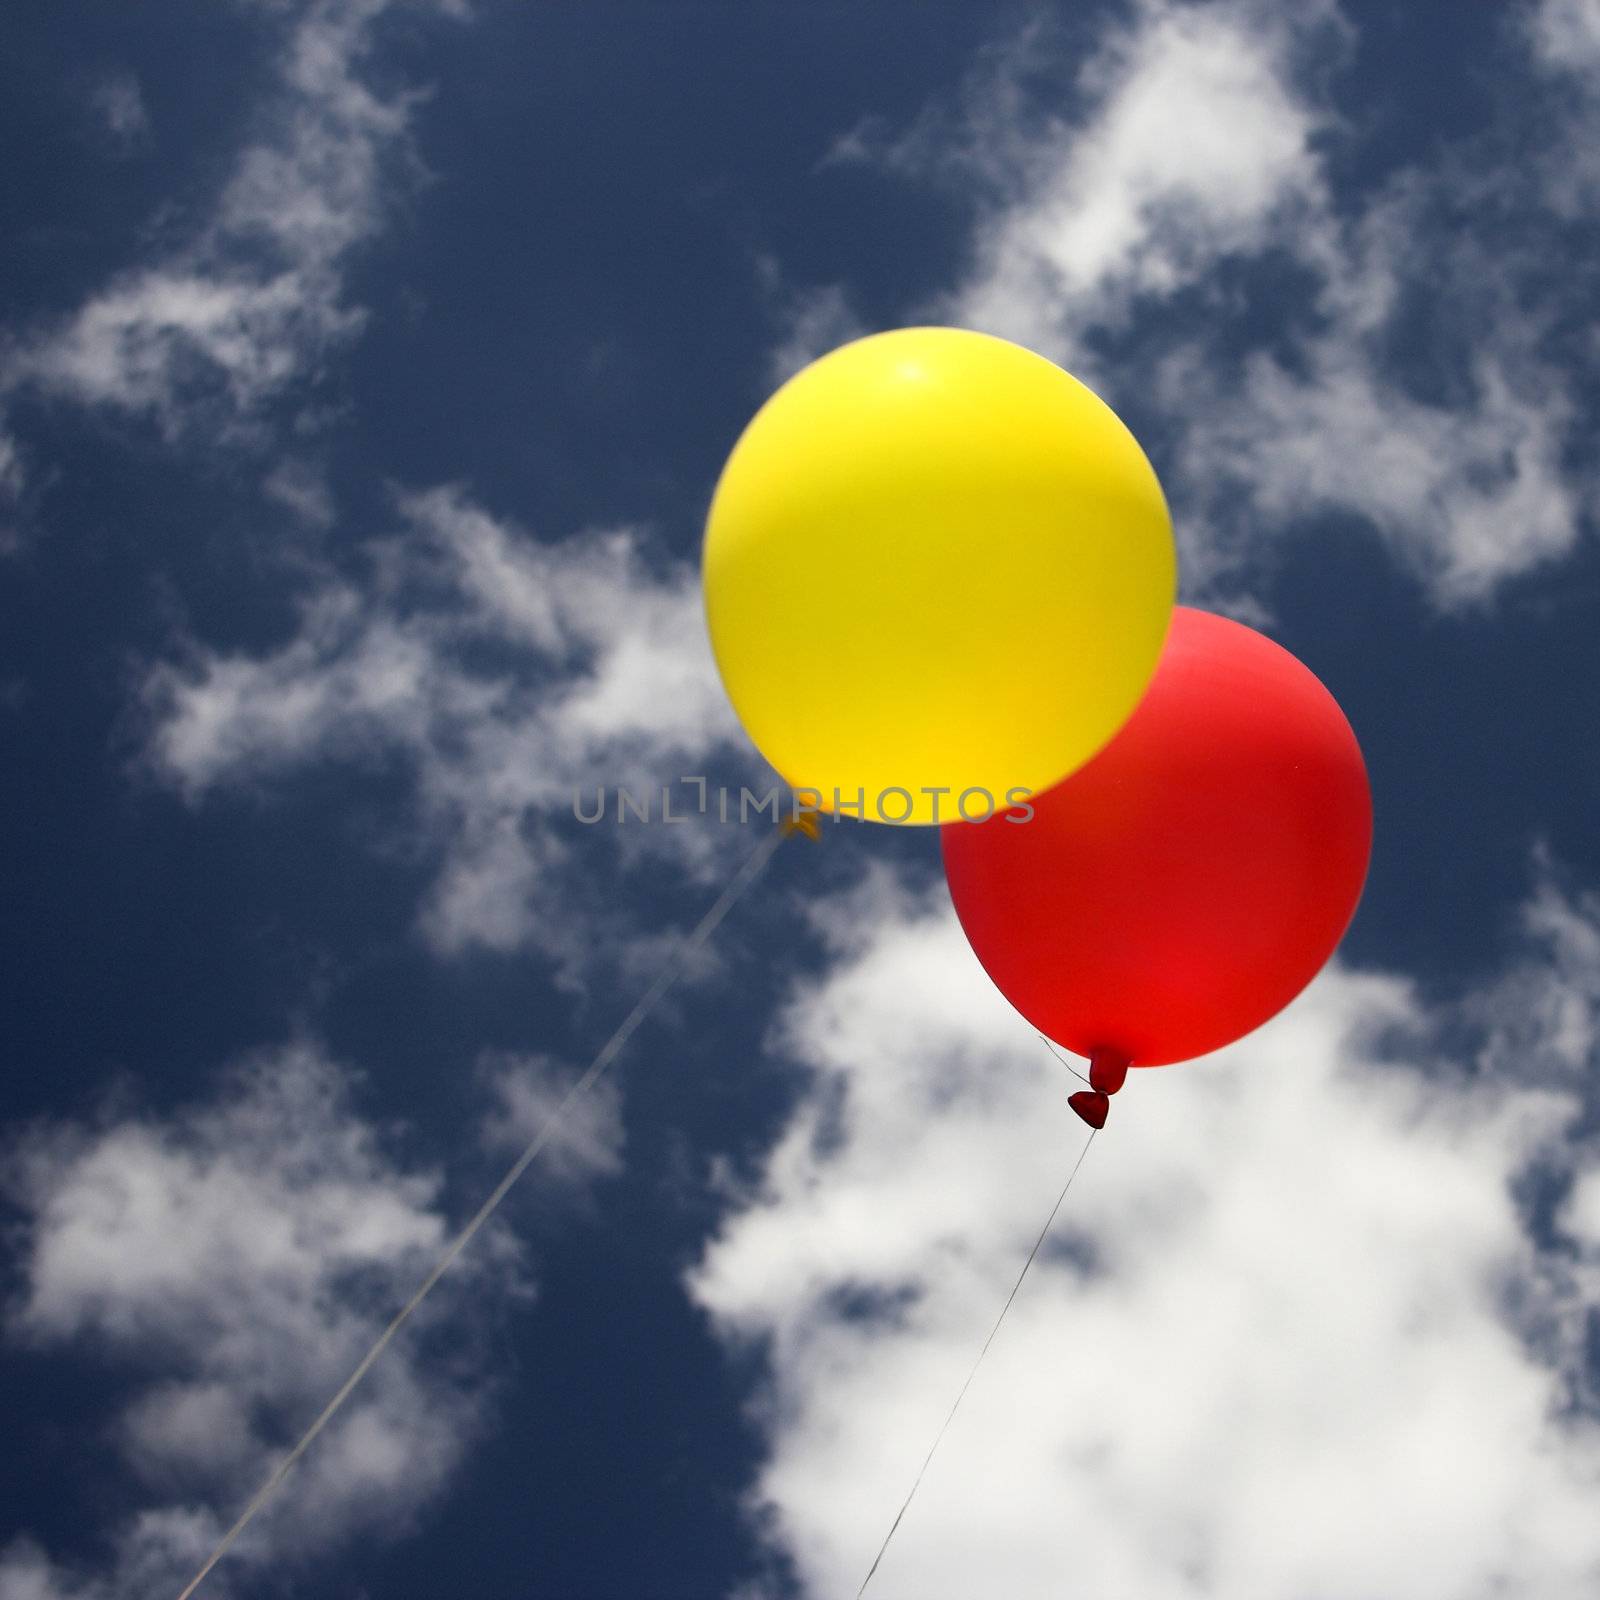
941, 607, 1372, 1067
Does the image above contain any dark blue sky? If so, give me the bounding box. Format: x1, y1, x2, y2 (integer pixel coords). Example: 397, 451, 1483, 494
4, 4, 1600, 1598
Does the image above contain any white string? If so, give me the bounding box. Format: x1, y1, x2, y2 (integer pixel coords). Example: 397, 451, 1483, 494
1038, 1034, 1091, 1085
855, 1128, 1097, 1598
174, 825, 789, 1600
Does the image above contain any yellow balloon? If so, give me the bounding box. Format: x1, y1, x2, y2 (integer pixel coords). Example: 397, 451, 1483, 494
702, 327, 1175, 825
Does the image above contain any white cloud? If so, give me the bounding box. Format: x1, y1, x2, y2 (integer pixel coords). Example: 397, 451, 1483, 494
1530, 0, 1600, 214
0, 432, 20, 497
689, 863, 1600, 1599
89, 71, 149, 150
1165, 346, 1580, 608
1470, 857, 1600, 1081
1161, 171, 1587, 606
143, 485, 749, 958
951, 2, 1332, 351
262, 456, 337, 527
1534, 0, 1600, 68
1566, 1169, 1600, 1249
0, 429, 23, 554
5, 0, 457, 461
821, 1, 1337, 368
0, 1040, 533, 1600
478, 1050, 625, 1185
754, 256, 867, 384
812, 0, 1598, 613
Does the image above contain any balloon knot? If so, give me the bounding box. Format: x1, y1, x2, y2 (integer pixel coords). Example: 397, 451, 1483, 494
1068, 1089, 1108, 1129
1069, 1050, 1131, 1128
782, 813, 823, 841
1088, 1049, 1130, 1095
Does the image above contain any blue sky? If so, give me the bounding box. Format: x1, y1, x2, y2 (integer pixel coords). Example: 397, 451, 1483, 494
3, 2, 1600, 1597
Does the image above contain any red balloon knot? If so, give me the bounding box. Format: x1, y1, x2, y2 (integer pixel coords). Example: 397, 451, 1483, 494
1068, 1049, 1130, 1127
1088, 1049, 1130, 1095
1068, 1089, 1109, 1128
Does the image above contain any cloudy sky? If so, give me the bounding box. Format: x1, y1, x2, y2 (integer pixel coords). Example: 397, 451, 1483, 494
4, 2, 1600, 1597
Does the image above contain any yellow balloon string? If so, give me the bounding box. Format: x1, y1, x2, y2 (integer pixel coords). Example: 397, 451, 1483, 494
173, 824, 791, 1600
